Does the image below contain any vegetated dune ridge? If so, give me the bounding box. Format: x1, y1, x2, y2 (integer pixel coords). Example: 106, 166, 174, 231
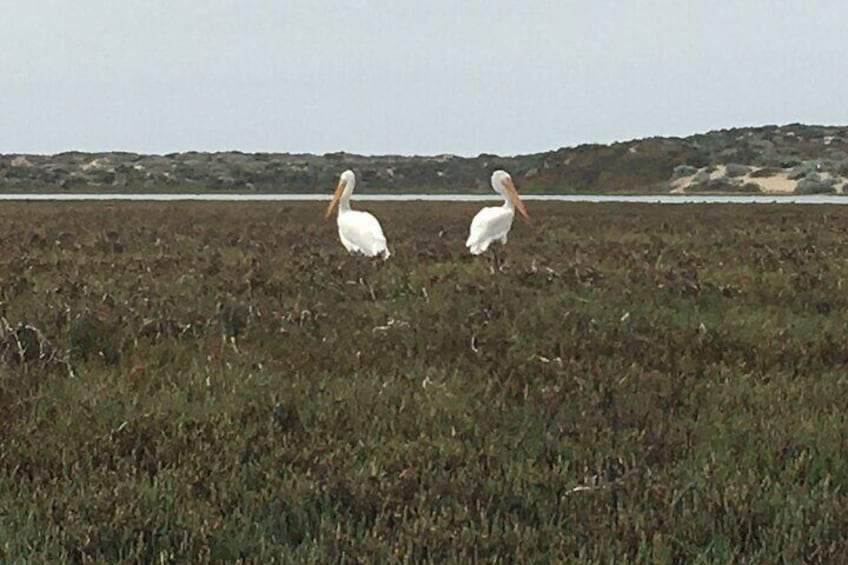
1, 201, 848, 561
2, 123, 846, 194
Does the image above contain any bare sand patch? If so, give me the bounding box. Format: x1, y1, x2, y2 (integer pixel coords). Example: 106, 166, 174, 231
741, 169, 796, 193
671, 165, 800, 194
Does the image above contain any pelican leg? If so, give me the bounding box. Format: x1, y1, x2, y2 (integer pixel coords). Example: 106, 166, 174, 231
496, 247, 504, 272
365, 257, 382, 301
354, 258, 368, 287
489, 247, 503, 274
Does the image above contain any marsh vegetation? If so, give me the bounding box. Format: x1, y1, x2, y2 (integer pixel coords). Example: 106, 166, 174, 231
1, 202, 847, 562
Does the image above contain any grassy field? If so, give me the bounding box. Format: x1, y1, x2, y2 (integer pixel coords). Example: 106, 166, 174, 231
1, 201, 847, 562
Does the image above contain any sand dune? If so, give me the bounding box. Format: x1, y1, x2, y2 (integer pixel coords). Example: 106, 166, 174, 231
672, 165, 845, 195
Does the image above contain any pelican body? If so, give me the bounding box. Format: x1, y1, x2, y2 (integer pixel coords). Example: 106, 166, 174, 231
326, 170, 390, 259
466, 170, 529, 255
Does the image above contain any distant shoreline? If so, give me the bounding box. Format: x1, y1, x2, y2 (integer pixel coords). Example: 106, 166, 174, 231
3, 124, 846, 195
0, 193, 845, 204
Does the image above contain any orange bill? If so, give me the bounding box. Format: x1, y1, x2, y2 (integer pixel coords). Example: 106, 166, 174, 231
504, 177, 529, 220
325, 178, 346, 218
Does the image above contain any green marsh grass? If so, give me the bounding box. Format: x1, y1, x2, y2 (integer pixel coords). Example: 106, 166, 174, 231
1, 202, 847, 562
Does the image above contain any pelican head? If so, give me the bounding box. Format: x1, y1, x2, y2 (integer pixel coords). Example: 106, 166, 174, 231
492, 170, 529, 220
326, 169, 356, 218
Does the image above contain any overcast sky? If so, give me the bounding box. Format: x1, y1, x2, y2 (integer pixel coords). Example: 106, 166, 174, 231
2, 1, 847, 156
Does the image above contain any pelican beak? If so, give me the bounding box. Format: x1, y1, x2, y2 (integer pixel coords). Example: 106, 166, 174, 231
504, 178, 529, 220
326, 178, 346, 218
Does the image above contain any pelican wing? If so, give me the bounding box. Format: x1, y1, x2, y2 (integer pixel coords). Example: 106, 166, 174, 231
465, 206, 515, 255
338, 210, 390, 259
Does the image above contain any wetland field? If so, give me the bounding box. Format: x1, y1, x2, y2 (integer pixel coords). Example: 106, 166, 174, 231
1, 201, 848, 562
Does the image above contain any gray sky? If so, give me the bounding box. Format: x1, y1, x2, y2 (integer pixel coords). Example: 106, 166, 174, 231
3, 1, 847, 156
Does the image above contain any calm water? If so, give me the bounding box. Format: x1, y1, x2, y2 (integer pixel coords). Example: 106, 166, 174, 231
0, 193, 846, 204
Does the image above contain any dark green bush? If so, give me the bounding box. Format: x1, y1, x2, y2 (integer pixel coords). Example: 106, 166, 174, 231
724, 163, 749, 177
795, 174, 835, 194
672, 164, 697, 179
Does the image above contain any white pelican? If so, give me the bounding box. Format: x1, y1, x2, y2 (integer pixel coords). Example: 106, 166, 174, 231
466, 170, 529, 255
326, 170, 391, 259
